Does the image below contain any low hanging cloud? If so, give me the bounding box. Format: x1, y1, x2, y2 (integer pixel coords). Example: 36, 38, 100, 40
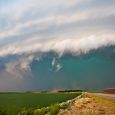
2, 34, 115, 79
51, 57, 62, 72
0, 33, 115, 57
5, 55, 34, 79
0, 0, 115, 79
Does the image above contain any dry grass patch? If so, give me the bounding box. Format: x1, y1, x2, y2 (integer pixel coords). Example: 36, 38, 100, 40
58, 93, 115, 115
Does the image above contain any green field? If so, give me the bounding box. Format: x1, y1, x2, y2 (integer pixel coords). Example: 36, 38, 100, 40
0, 92, 81, 114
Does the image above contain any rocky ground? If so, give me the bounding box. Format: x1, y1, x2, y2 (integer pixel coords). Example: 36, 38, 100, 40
58, 93, 115, 115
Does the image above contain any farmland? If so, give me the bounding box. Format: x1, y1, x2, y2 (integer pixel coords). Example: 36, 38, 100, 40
0, 92, 81, 114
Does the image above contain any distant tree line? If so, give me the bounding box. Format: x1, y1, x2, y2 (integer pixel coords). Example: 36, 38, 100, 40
58, 89, 82, 93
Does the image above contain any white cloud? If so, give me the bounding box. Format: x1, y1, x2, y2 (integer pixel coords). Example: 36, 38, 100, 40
1, 0, 115, 43
1, 5, 115, 40
52, 58, 56, 66
55, 64, 62, 72
5, 55, 34, 79
0, 33, 115, 57
51, 57, 62, 72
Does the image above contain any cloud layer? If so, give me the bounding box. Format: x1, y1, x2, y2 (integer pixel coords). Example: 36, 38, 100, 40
0, 0, 115, 81
0, 33, 115, 57
0, 0, 115, 57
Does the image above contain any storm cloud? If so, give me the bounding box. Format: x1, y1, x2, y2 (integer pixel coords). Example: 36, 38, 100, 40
0, 0, 115, 91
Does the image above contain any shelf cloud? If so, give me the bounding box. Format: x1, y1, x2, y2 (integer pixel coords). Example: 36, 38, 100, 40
0, 34, 115, 57
0, 0, 115, 57
0, 0, 115, 91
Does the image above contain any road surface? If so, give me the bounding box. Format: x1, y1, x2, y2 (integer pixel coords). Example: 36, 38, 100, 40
94, 93, 115, 100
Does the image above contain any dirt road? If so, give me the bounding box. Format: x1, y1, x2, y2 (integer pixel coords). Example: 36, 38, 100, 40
94, 93, 115, 100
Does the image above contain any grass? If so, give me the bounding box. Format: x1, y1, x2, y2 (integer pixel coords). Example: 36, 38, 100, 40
33, 103, 69, 115
58, 93, 115, 115
0, 92, 81, 114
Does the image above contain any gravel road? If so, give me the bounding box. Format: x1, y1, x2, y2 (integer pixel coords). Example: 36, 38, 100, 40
93, 93, 115, 100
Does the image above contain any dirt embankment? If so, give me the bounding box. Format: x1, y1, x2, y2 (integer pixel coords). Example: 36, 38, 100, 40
58, 93, 115, 115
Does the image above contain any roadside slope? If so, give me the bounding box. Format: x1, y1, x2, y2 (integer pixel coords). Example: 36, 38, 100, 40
58, 93, 115, 115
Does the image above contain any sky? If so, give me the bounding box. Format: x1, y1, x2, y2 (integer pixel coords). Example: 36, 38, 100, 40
0, 0, 115, 91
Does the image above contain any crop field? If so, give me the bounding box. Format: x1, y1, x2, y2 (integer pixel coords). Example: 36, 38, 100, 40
0, 92, 81, 114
